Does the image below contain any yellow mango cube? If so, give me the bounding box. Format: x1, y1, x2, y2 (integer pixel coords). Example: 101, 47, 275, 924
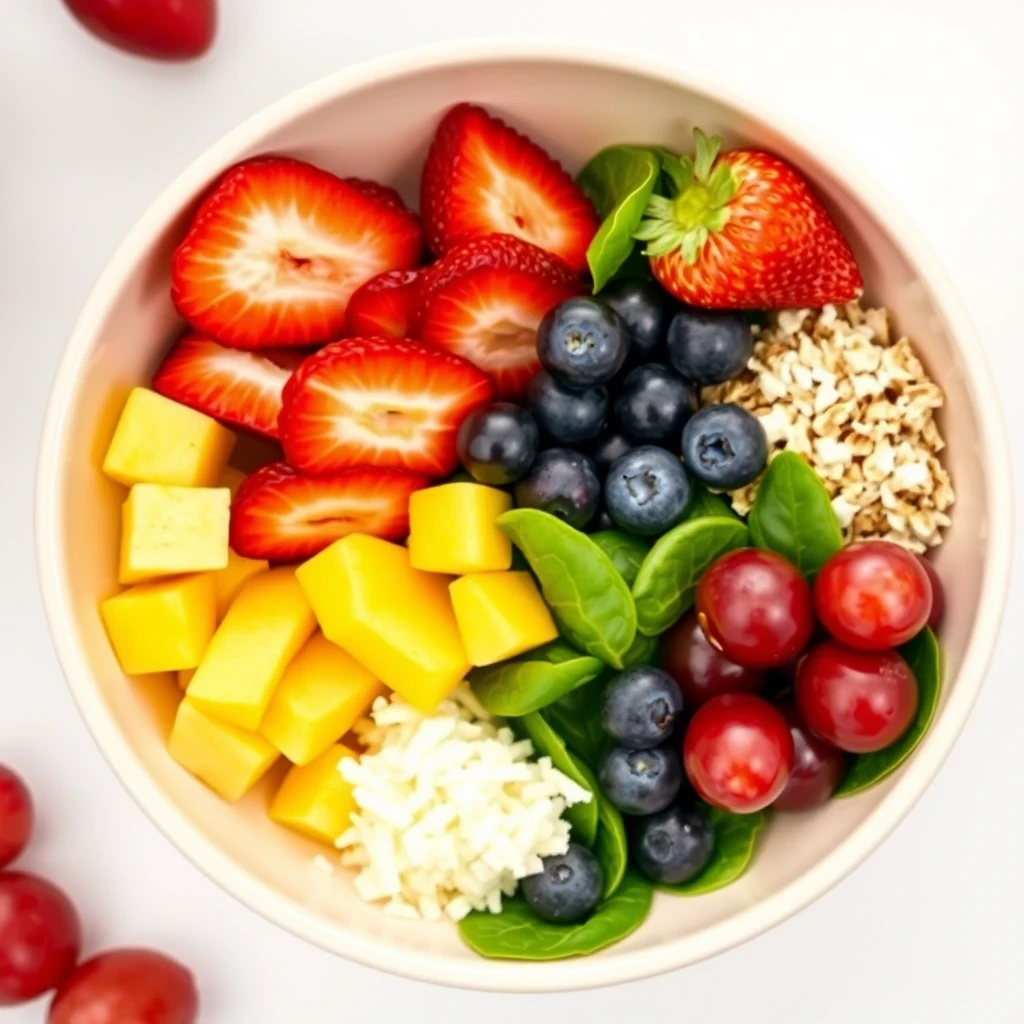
219, 466, 247, 500
186, 568, 317, 731
269, 743, 358, 844
261, 633, 385, 765
169, 699, 279, 802
449, 571, 558, 666
178, 668, 195, 691
101, 574, 216, 675
118, 484, 231, 585
296, 535, 469, 714
408, 483, 513, 574
103, 388, 236, 488
211, 551, 269, 618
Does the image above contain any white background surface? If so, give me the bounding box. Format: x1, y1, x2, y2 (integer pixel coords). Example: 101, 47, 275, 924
2, 1, 1022, 1021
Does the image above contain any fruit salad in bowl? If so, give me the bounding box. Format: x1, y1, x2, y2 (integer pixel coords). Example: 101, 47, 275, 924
36, 47, 1010, 990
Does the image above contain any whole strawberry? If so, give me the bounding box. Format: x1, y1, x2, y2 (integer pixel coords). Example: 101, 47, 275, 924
635, 129, 862, 309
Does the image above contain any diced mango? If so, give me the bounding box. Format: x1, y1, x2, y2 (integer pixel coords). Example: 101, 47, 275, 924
178, 668, 195, 691
118, 484, 231, 585
261, 633, 386, 765
296, 535, 469, 714
408, 483, 513, 574
211, 551, 269, 618
169, 698, 279, 802
449, 571, 558, 666
186, 568, 317, 730
102, 388, 235, 488
219, 466, 247, 500
101, 574, 216, 675
269, 743, 358, 844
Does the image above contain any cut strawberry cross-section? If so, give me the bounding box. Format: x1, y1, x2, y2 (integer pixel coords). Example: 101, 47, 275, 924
171, 157, 423, 349
345, 268, 423, 339
421, 103, 598, 273
417, 234, 584, 399
280, 337, 493, 477
230, 461, 428, 561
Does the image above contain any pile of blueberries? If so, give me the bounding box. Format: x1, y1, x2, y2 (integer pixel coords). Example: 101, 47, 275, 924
456, 278, 769, 535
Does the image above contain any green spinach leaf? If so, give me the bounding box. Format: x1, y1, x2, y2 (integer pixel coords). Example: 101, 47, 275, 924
498, 510, 637, 668
685, 484, 739, 522
589, 530, 650, 587
632, 517, 748, 636
659, 807, 766, 896
835, 627, 943, 796
622, 631, 660, 668
578, 146, 661, 292
458, 868, 653, 960
748, 451, 844, 576
543, 681, 607, 767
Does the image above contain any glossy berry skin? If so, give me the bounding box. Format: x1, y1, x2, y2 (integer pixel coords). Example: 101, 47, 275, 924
537, 298, 631, 387
916, 555, 945, 630
660, 611, 766, 705
772, 701, 846, 811
795, 642, 919, 754
527, 372, 607, 444
631, 803, 715, 885
602, 667, 684, 749
0, 769, 32, 869
614, 364, 697, 446
683, 694, 795, 813
584, 430, 636, 479
814, 541, 933, 650
599, 746, 683, 816
599, 278, 677, 363
514, 448, 600, 529
681, 404, 768, 490
521, 844, 603, 924
63, 0, 216, 61
696, 548, 815, 669
456, 403, 539, 485
605, 446, 691, 536
0, 874, 81, 1006
667, 309, 754, 385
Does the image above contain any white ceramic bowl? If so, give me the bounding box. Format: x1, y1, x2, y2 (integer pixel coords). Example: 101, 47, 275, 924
36, 43, 1012, 992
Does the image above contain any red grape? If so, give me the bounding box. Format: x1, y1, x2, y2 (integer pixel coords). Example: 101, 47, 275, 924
814, 541, 932, 650
795, 641, 919, 753
696, 548, 815, 669
0, 768, 33, 869
683, 694, 794, 813
62, 0, 217, 61
916, 554, 945, 631
773, 701, 846, 811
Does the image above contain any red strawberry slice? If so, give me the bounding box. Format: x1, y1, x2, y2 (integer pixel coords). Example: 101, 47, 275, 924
280, 338, 493, 477
152, 333, 304, 439
417, 234, 584, 399
344, 177, 413, 215
421, 103, 598, 273
171, 157, 422, 349
345, 269, 423, 338
230, 461, 428, 561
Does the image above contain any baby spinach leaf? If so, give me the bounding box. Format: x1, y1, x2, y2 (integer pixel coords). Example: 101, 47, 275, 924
578, 146, 661, 292
835, 627, 943, 796
518, 711, 599, 847
748, 451, 843, 576
543, 681, 607, 768
632, 517, 748, 636
589, 530, 651, 587
658, 807, 766, 896
685, 484, 739, 522
498, 510, 637, 668
622, 631, 660, 668
458, 868, 653, 960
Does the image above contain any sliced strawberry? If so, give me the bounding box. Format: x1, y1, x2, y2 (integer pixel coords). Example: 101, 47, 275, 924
345, 268, 423, 338
421, 103, 598, 273
152, 333, 303, 439
280, 338, 493, 477
417, 234, 584, 399
344, 177, 413, 215
171, 157, 423, 349
230, 461, 428, 561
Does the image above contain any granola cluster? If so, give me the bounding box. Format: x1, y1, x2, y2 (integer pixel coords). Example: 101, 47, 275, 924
703, 303, 954, 551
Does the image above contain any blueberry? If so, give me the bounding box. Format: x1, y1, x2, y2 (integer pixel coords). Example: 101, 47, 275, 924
604, 446, 691, 536
537, 298, 631, 387
583, 430, 636, 480
602, 667, 683, 749
514, 448, 601, 529
599, 745, 683, 816
527, 371, 607, 445
667, 309, 754, 385
521, 843, 603, 923
631, 803, 715, 885
681, 404, 768, 490
600, 279, 678, 363
457, 403, 539, 485
614, 364, 697, 447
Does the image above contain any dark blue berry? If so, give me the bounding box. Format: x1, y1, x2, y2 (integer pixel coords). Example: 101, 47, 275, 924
602, 667, 684, 749
584, 430, 636, 479
667, 309, 754, 385
457, 403, 539, 485
681, 404, 768, 490
600, 279, 677, 363
631, 803, 715, 885
521, 843, 603, 923
614, 364, 697, 446
604, 446, 691, 536
537, 298, 631, 387
599, 745, 683, 816
514, 448, 601, 530
527, 371, 607, 445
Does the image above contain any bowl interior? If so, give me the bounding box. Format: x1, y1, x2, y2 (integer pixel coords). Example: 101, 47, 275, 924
37, 50, 1003, 990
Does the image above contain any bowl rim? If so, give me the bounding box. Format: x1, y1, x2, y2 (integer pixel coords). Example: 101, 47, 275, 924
35, 40, 1013, 992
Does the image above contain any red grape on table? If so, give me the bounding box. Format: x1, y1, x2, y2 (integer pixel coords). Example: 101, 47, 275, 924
0, 767, 33, 869
62, 0, 217, 61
